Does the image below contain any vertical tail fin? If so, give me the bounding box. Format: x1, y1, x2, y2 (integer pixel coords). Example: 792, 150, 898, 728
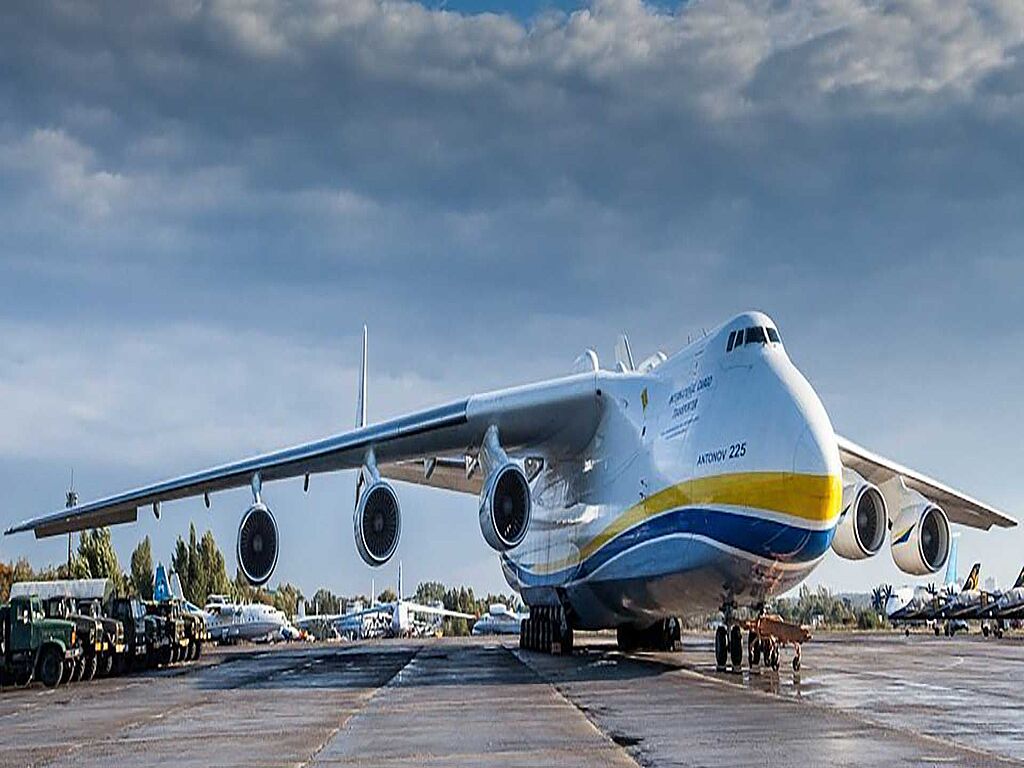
154, 563, 171, 602
614, 333, 635, 372
169, 572, 186, 601
1014, 565, 1024, 590
962, 562, 981, 593
356, 324, 367, 429
944, 533, 960, 588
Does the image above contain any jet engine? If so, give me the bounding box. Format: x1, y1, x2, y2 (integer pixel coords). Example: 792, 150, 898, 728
479, 463, 532, 552
354, 481, 402, 567
831, 471, 887, 560
237, 503, 279, 586
885, 481, 950, 575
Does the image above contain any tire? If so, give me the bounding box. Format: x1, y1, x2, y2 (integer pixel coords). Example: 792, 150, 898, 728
617, 625, 638, 653
714, 626, 728, 669
38, 649, 63, 688
100, 653, 114, 677
193, 642, 203, 661
729, 625, 743, 667
83, 655, 98, 682
792, 655, 801, 672
769, 643, 780, 671
71, 658, 85, 683
749, 633, 761, 666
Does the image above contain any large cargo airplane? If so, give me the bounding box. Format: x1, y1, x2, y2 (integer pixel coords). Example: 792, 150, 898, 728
6, 313, 1015, 669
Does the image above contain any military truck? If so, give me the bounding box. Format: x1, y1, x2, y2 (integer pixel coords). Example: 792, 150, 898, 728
107, 596, 148, 669
76, 599, 126, 676
10, 580, 110, 682
42, 596, 104, 682
0, 595, 80, 688
143, 600, 185, 666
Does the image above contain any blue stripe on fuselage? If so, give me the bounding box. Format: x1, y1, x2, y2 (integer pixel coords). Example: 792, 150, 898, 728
506, 507, 836, 588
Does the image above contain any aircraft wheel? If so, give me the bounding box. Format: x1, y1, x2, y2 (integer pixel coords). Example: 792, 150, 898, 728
792, 654, 801, 672
616, 625, 638, 653
748, 632, 761, 666
768, 642, 780, 671
983, 625, 990, 638
934, 626, 941, 636
714, 625, 728, 669
729, 625, 743, 667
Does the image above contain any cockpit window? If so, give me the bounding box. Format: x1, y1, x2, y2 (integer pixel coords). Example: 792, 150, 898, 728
726, 331, 737, 352
767, 327, 781, 343
745, 326, 767, 345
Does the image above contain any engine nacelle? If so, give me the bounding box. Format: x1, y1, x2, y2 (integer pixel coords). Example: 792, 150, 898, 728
479, 463, 532, 552
831, 471, 887, 560
237, 503, 279, 586
889, 495, 950, 576
354, 481, 401, 567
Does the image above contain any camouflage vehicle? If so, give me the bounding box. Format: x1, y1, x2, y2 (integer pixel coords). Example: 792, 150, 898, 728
0, 595, 80, 688
107, 596, 148, 669
177, 602, 208, 661
76, 598, 126, 676
143, 600, 184, 666
147, 601, 190, 663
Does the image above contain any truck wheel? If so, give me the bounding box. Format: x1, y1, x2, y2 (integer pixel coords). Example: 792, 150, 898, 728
38, 649, 63, 688
83, 655, 98, 682
99, 654, 113, 677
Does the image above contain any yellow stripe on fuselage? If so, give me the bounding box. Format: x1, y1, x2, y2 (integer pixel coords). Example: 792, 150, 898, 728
533, 471, 842, 575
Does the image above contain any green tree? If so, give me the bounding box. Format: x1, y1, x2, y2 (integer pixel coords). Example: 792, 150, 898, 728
197, 530, 230, 604
414, 581, 446, 605
186, 524, 201, 604
377, 588, 397, 604
308, 588, 341, 615
172, 535, 191, 600
130, 536, 154, 599
272, 582, 303, 618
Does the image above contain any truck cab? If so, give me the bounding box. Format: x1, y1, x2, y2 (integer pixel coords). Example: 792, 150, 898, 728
43, 595, 104, 682
107, 596, 148, 667
77, 598, 126, 676
0, 596, 79, 688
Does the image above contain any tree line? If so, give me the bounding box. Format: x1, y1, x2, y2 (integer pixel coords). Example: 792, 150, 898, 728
1, 528, 520, 634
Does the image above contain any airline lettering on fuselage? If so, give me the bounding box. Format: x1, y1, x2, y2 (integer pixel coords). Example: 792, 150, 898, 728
669, 375, 713, 420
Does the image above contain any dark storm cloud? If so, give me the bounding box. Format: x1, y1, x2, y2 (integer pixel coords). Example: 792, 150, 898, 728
2, 0, 1024, 592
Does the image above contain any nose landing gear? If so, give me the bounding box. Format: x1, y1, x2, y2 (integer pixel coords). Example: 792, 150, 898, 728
714, 614, 809, 673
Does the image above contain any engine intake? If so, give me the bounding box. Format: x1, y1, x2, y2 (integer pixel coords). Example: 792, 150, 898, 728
890, 500, 950, 576
479, 463, 531, 551
237, 503, 279, 586
832, 472, 887, 560
355, 482, 401, 566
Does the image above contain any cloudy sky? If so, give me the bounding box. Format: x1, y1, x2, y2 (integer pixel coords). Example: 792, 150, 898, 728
1, 0, 1023, 600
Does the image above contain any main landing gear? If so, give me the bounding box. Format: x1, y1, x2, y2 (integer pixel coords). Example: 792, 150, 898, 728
715, 614, 809, 673
520, 605, 574, 655
616, 617, 681, 653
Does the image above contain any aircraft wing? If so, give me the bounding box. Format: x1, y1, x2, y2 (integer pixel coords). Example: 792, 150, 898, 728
837, 435, 1016, 531
401, 601, 476, 620
6, 372, 604, 539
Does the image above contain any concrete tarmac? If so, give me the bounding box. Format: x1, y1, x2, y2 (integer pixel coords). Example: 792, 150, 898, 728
1, 632, 1022, 767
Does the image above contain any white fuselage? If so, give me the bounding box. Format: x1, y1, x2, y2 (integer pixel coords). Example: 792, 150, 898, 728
501, 312, 842, 628
203, 598, 294, 642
